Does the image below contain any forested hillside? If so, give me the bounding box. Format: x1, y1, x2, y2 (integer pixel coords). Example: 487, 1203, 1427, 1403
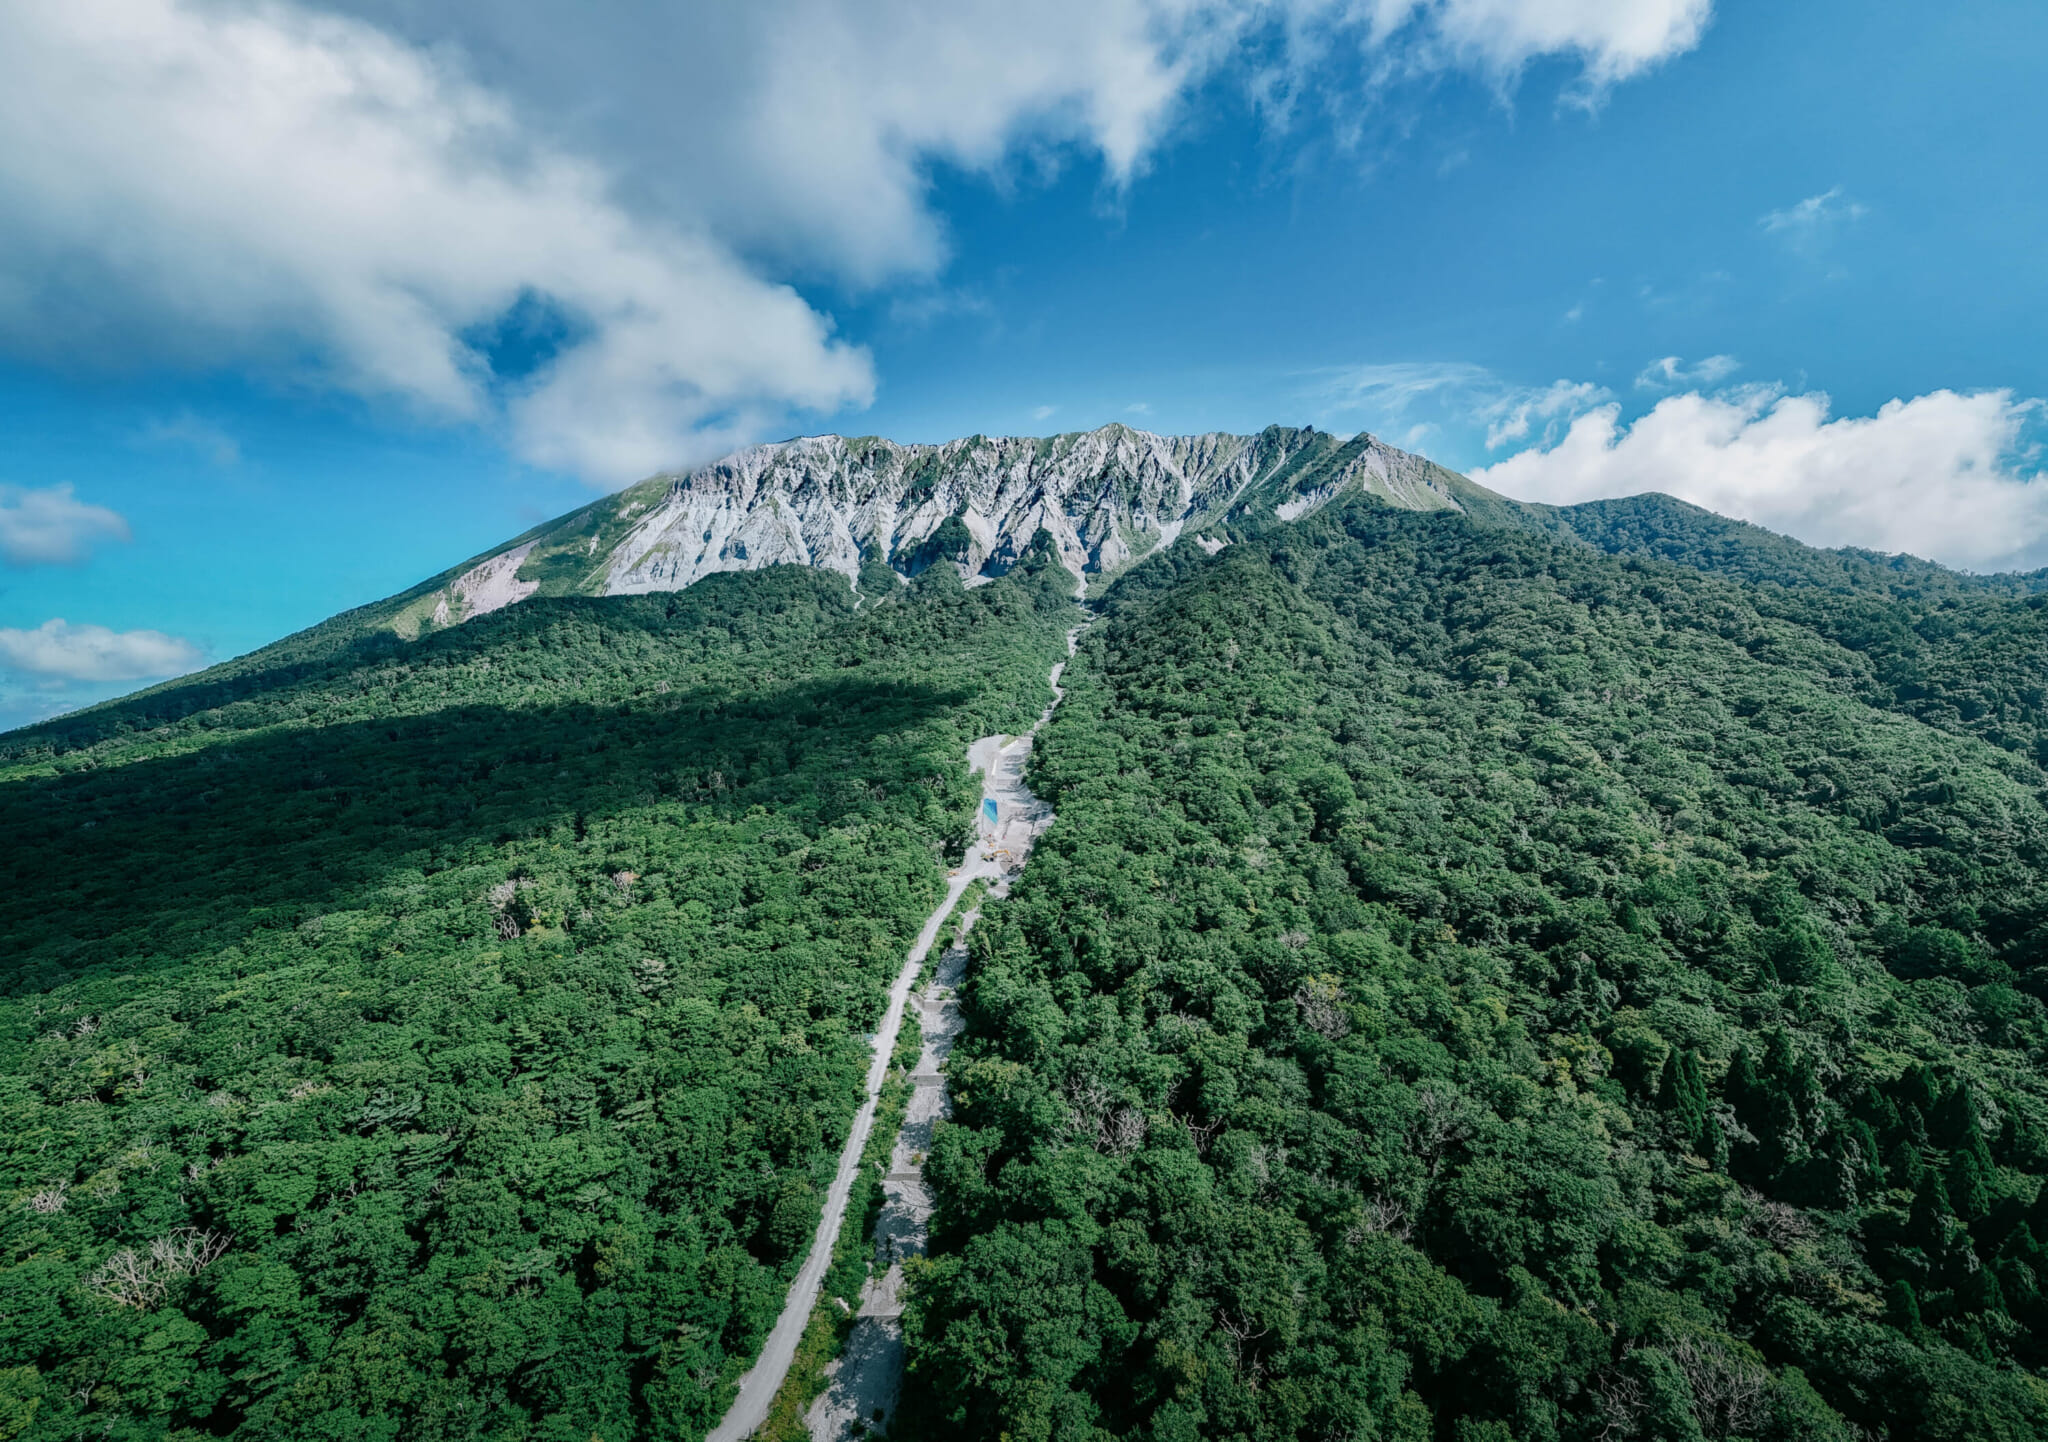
13, 465, 2048, 1442
902, 498, 2048, 1442
0, 548, 1075, 1440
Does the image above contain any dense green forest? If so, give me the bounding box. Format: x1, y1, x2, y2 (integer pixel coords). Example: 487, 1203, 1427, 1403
0, 550, 1074, 1440
14, 478, 2048, 1442
901, 497, 2048, 1442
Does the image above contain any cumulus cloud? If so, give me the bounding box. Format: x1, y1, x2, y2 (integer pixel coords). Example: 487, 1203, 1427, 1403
0, 485, 132, 567
1636, 354, 1738, 390
1473, 386, 2048, 571
0, 0, 874, 483
0, 0, 1712, 483
0, 619, 205, 682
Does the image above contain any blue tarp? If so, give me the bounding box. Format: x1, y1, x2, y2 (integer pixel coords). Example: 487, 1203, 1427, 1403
982, 798, 999, 825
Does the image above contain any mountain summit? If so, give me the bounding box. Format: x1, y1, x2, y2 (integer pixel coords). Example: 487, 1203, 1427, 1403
387, 423, 1503, 635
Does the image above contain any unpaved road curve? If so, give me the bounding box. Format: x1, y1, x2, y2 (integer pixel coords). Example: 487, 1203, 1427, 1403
705, 623, 1086, 1442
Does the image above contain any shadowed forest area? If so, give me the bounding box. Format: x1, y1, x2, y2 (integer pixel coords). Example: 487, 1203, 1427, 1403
0, 550, 1077, 1441
900, 498, 2048, 1442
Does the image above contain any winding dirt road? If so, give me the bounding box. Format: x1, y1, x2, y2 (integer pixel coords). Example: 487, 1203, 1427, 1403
705, 624, 1085, 1442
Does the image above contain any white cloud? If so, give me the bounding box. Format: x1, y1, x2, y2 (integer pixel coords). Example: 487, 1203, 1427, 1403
0, 0, 1712, 484
1371, 0, 1713, 93
0, 0, 874, 484
0, 485, 132, 566
0, 619, 205, 681
1484, 379, 1609, 447
1760, 186, 1866, 254
1473, 386, 2048, 571
1314, 360, 1495, 414
1311, 361, 1609, 451
1032, 405, 1059, 422
1636, 354, 1738, 390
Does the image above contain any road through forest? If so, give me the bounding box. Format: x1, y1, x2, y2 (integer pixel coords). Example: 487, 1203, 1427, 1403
705, 621, 1086, 1442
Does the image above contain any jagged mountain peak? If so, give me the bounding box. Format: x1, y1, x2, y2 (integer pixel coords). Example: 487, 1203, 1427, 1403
389, 423, 1496, 637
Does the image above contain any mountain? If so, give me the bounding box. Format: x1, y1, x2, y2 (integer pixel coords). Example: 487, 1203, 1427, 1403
4, 431, 2048, 1442
385, 422, 1495, 632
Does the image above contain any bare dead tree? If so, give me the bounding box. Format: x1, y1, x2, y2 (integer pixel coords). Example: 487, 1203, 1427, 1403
1216, 1309, 1271, 1388
1169, 1109, 1222, 1156
1063, 1075, 1147, 1154
1740, 1188, 1815, 1251
1103, 1105, 1148, 1155
87, 1227, 230, 1309
150, 1226, 230, 1275
1410, 1087, 1472, 1181
1345, 1191, 1412, 1246
1293, 975, 1350, 1041
1668, 1334, 1770, 1436
26, 1184, 67, 1215
1592, 1366, 1647, 1442
88, 1248, 166, 1310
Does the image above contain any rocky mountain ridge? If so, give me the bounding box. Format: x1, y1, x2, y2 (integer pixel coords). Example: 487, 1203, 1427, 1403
391, 423, 1497, 635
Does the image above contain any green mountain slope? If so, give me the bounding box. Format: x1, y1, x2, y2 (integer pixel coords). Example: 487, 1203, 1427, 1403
0, 423, 1488, 767
901, 497, 2048, 1442
11, 429, 2048, 1441
0, 550, 1076, 1440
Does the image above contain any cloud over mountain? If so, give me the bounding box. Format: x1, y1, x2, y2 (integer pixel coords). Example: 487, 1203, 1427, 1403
1476, 386, 2048, 571
0, 0, 1714, 483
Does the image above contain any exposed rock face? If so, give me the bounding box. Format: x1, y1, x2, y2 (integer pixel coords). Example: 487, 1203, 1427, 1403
450, 542, 540, 619
600, 424, 1468, 594
396, 423, 1486, 635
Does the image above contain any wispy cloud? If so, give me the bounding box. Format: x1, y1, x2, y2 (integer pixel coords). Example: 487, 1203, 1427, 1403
1307, 361, 1610, 453
0, 618, 203, 681
1125, 402, 1152, 416
1032, 405, 1057, 422
139, 411, 241, 466
1636, 354, 1739, 390
0, 484, 131, 566
1760, 186, 1867, 256
885, 287, 995, 330
1484, 380, 1609, 447
1311, 361, 1493, 415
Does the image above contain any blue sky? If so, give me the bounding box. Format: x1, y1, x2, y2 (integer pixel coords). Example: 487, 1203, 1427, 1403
2, 0, 2045, 730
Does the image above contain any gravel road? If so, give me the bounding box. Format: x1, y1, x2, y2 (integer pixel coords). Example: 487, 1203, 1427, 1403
704, 624, 1084, 1442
